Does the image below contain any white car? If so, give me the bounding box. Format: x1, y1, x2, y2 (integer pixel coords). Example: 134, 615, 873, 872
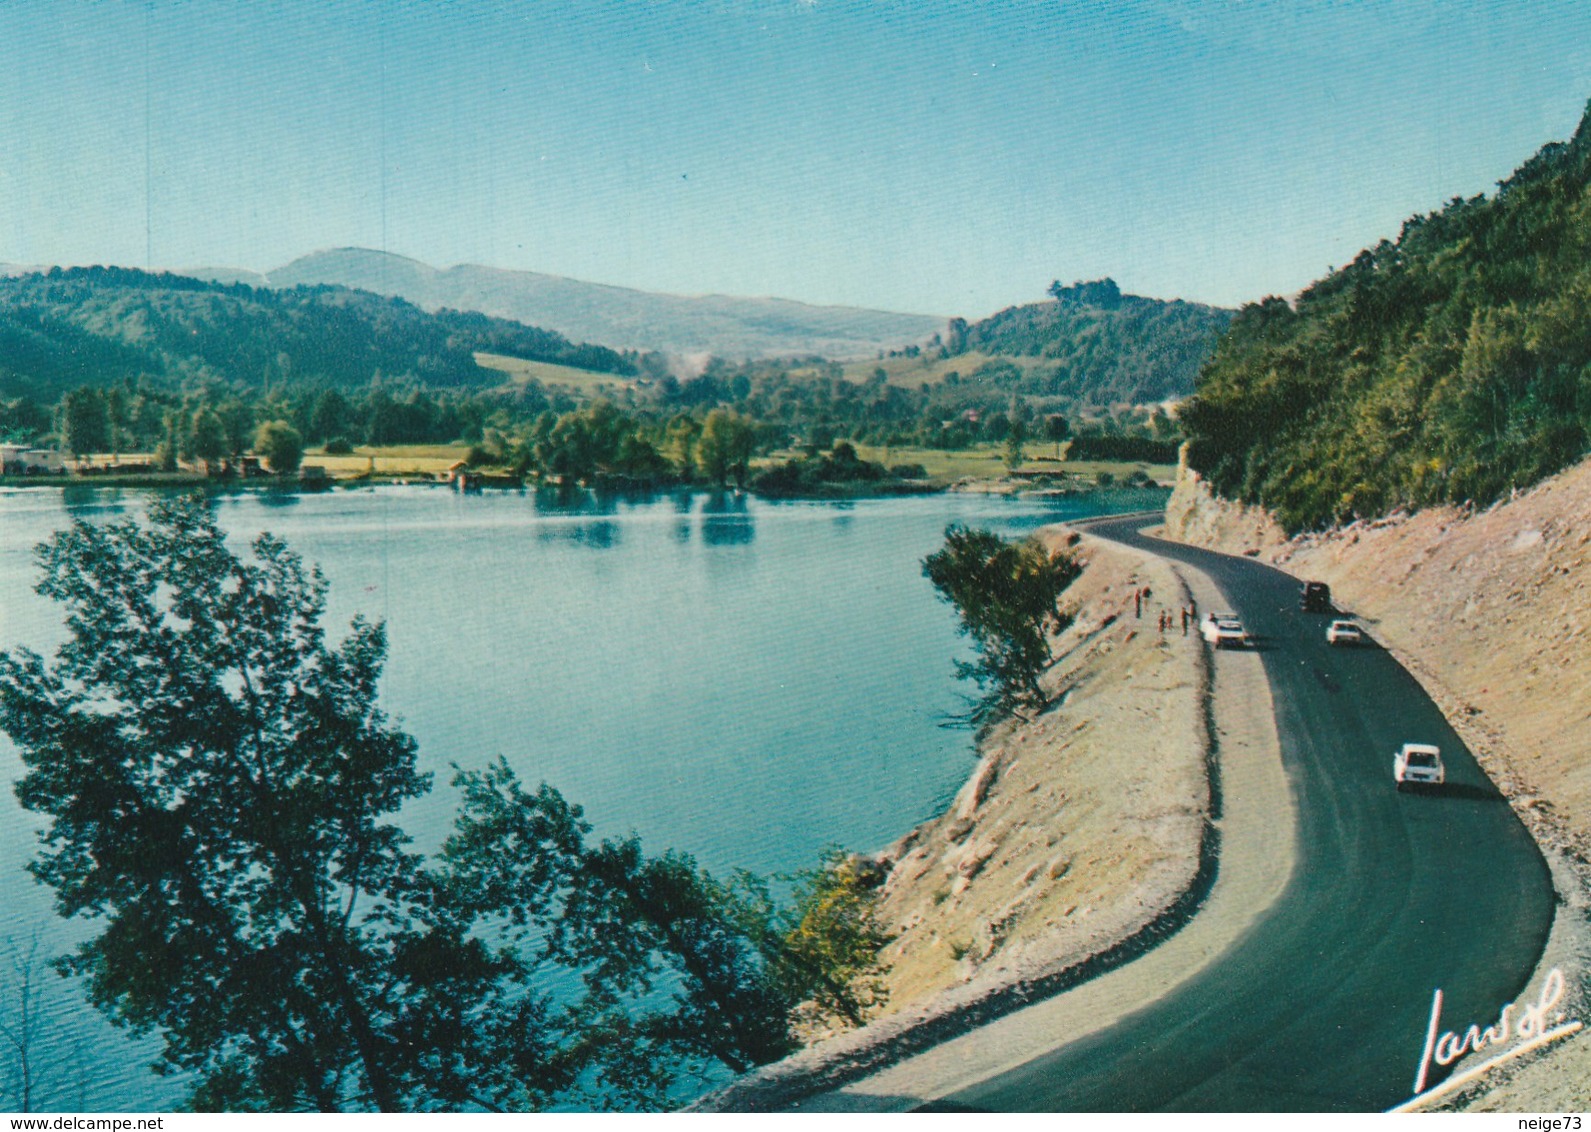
1201, 613, 1248, 648
1326, 619, 1363, 646
1394, 743, 1445, 790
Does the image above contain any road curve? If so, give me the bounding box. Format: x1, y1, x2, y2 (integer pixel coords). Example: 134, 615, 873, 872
925, 515, 1555, 1112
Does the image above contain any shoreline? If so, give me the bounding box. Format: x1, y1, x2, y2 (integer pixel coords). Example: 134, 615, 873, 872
695, 522, 1279, 1111
0, 467, 1175, 502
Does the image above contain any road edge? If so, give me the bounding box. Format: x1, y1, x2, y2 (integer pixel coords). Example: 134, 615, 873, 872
692, 514, 1297, 1112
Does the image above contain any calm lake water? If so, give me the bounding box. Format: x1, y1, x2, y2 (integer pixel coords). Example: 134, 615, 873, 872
0, 483, 1163, 1110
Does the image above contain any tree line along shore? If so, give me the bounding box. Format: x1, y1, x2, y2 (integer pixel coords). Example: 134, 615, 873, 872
4, 429, 1176, 500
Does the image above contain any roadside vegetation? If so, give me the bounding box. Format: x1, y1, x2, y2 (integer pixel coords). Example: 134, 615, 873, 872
1183, 98, 1591, 533
923, 525, 1084, 723
0, 497, 891, 1112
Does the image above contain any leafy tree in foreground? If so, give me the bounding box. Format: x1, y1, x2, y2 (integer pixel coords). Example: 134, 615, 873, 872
448, 782, 893, 1081
0, 496, 890, 1111
765, 852, 893, 1031
0, 496, 437, 1108
923, 524, 1082, 721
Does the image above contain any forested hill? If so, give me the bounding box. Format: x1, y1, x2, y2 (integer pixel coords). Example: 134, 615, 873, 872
943, 279, 1234, 404
0, 267, 637, 402
1182, 100, 1591, 534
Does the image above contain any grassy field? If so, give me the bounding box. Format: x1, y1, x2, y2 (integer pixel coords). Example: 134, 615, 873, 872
307, 445, 469, 477
71, 448, 473, 477
837, 442, 1175, 485
66, 441, 1170, 488
309, 440, 1176, 486
477, 347, 1000, 395
779, 350, 1020, 390
475, 352, 638, 395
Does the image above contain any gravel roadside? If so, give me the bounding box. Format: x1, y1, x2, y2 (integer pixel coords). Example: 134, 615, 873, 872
694, 523, 1295, 1112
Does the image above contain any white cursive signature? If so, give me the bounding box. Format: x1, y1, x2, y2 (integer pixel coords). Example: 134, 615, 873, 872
1399, 966, 1582, 1110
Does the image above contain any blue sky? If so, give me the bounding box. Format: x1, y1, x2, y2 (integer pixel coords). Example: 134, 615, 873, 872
2, 1, 1589, 318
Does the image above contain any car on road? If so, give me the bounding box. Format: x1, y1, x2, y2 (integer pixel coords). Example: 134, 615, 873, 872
1300, 580, 1333, 613
1201, 612, 1249, 648
1394, 743, 1445, 790
1326, 619, 1364, 646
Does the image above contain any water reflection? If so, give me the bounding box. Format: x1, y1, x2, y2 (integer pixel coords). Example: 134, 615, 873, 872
60, 484, 132, 517
531, 485, 621, 548
669, 491, 695, 544
558, 520, 617, 548
529, 482, 622, 516
255, 488, 302, 510
530, 481, 585, 513
699, 491, 754, 546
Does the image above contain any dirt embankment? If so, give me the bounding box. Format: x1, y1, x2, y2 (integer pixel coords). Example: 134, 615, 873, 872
1165, 460, 1591, 1111
870, 527, 1209, 1013
696, 526, 1213, 1109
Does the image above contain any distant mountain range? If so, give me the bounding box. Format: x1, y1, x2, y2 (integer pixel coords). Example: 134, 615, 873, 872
189, 248, 946, 360
0, 253, 1233, 411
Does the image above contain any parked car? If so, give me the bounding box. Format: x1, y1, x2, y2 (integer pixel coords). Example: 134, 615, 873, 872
1300, 581, 1332, 613
1201, 613, 1248, 648
1394, 743, 1445, 790
1326, 619, 1363, 646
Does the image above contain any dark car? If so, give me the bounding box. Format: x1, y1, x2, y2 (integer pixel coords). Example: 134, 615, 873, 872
1300, 581, 1332, 613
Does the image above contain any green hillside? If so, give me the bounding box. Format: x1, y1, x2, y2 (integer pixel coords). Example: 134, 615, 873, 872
0, 267, 636, 403
944, 278, 1233, 405
1183, 101, 1591, 533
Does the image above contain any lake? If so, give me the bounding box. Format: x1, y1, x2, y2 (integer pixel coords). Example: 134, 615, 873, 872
0, 483, 1162, 1110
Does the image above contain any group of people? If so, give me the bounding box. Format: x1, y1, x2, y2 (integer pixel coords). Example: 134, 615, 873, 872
1157, 605, 1197, 635
1134, 584, 1196, 636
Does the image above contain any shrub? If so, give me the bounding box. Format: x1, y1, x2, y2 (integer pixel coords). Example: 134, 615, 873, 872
253, 420, 304, 475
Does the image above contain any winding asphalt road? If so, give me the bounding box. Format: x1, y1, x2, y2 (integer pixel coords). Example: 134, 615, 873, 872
926, 515, 1555, 1112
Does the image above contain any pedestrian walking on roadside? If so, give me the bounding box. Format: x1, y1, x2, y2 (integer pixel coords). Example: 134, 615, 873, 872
1135, 590, 1142, 618
1181, 606, 1189, 635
